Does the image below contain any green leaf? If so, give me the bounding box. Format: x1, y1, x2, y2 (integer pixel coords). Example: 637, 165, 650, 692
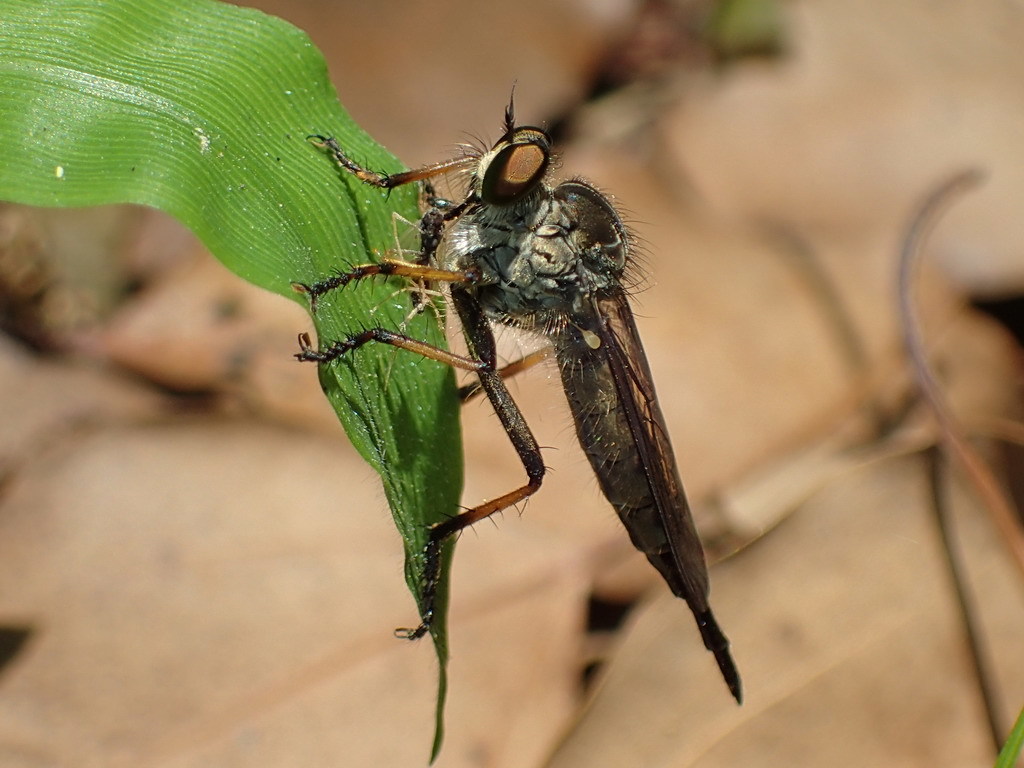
704, 0, 786, 61
995, 705, 1024, 768
0, 0, 461, 759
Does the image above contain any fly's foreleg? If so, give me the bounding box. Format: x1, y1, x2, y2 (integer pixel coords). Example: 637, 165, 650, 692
403, 198, 473, 315
303, 136, 477, 310
308, 135, 477, 192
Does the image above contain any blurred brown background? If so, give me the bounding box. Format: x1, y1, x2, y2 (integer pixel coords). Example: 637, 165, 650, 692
2, 1, 1023, 766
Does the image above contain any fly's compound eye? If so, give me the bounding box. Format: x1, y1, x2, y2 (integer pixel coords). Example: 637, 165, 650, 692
480, 128, 551, 205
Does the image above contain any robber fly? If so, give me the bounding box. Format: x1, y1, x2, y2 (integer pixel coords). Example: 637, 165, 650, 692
294, 97, 741, 703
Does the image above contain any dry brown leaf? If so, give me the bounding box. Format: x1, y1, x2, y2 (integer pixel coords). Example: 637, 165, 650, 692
0, 418, 587, 767
545, 450, 1024, 768
96, 254, 333, 429
541, 298, 1023, 767
0, 334, 163, 480
244, 0, 628, 164
666, 0, 1024, 294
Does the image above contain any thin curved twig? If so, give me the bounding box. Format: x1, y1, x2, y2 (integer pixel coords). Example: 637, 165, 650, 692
898, 169, 1024, 577
899, 169, 1023, 751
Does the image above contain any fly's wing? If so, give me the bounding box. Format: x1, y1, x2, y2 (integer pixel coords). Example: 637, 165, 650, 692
588, 291, 708, 603
589, 290, 741, 701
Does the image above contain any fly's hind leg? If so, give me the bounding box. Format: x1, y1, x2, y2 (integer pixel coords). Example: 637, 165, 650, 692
458, 348, 553, 403
395, 419, 545, 639
295, 288, 547, 641
395, 426, 545, 638
395, 290, 547, 639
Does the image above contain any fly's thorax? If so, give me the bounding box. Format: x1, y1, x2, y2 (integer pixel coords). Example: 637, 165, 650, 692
551, 181, 629, 280
443, 179, 631, 329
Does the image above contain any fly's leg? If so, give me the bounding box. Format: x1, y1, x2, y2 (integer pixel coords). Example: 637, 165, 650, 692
293, 195, 466, 312
303, 136, 476, 311
381, 211, 435, 323
405, 206, 446, 313
295, 329, 486, 372
458, 348, 552, 403
396, 413, 545, 638
295, 289, 547, 640
293, 264, 482, 372
308, 135, 478, 192
421, 180, 446, 223
292, 258, 478, 312
396, 289, 546, 639
397, 366, 546, 638
401, 189, 472, 313
308, 135, 472, 232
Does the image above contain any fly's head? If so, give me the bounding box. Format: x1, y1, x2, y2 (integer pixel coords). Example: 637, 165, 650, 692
472, 125, 553, 207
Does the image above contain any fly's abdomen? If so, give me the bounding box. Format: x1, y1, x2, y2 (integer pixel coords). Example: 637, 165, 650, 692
552, 320, 712, 610
553, 330, 673, 547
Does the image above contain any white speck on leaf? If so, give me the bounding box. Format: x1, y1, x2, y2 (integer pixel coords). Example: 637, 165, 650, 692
194, 126, 211, 153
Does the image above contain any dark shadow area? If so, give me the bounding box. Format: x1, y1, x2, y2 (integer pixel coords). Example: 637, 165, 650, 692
0, 625, 33, 677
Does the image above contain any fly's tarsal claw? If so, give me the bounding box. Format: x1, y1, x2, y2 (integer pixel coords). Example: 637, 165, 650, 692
394, 622, 429, 641
394, 537, 443, 641
293, 332, 319, 362
291, 281, 321, 313
293, 331, 357, 364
